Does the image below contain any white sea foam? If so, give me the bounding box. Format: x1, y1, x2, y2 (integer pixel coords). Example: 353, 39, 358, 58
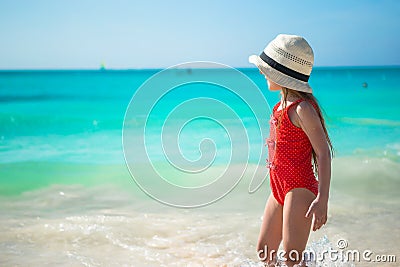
0, 160, 398, 267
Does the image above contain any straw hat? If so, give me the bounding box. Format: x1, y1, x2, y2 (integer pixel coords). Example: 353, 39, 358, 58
249, 34, 314, 93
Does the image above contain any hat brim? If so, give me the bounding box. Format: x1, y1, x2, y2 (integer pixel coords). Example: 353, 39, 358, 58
249, 55, 312, 93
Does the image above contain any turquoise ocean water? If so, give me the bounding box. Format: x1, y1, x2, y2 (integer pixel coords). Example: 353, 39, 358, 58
0, 67, 399, 266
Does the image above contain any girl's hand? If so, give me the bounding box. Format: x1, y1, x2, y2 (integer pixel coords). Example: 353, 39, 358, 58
305, 196, 328, 231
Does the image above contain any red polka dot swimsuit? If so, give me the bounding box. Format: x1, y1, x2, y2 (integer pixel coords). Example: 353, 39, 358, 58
266, 99, 319, 205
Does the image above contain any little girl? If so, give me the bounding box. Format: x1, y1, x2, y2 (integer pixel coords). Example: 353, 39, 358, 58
249, 34, 333, 266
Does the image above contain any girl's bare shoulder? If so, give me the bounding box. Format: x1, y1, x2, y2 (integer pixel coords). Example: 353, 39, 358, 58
295, 100, 320, 124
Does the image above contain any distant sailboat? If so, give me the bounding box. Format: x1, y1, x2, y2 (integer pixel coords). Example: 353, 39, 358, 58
100, 62, 106, 71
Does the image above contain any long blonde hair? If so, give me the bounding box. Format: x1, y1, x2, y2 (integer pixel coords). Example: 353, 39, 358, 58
279, 88, 334, 174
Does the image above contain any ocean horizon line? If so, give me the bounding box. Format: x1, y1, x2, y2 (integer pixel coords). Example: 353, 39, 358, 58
0, 64, 399, 72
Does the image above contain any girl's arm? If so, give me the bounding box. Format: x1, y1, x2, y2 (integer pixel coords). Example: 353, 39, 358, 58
295, 101, 332, 231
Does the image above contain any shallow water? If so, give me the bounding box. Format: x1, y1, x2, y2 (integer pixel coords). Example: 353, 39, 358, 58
0, 159, 399, 266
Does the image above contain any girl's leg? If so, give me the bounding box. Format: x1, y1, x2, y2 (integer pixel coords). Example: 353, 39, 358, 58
282, 188, 315, 267
256, 194, 283, 265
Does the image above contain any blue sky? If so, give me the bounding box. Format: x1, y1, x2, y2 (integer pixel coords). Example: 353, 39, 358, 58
0, 0, 399, 69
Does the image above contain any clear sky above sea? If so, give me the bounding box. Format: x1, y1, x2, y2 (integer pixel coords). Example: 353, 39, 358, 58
0, 0, 399, 69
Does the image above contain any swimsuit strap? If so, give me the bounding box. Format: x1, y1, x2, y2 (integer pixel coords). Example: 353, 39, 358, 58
285, 98, 306, 112
286, 98, 319, 115
273, 98, 305, 114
